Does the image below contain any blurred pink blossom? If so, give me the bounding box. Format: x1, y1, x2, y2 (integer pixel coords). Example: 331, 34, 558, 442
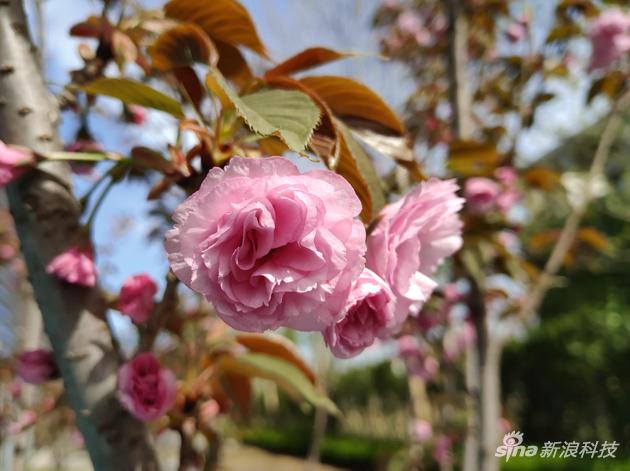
118, 352, 176, 422
118, 273, 158, 323
397, 11, 431, 46
16, 349, 58, 385
465, 177, 500, 213
410, 419, 433, 443
46, 246, 97, 287
588, 9, 630, 71
128, 105, 147, 125
433, 435, 453, 466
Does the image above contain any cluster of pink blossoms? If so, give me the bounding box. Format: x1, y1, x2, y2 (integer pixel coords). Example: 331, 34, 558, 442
464, 166, 520, 215
589, 8, 630, 71
166, 156, 464, 358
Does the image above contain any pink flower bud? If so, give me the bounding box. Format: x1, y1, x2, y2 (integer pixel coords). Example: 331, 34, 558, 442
118, 274, 158, 323
16, 349, 58, 385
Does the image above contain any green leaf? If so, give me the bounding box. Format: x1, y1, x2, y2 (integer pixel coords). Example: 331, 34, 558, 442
335, 119, 385, 222
218, 353, 339, 415
81, 78, 185, 118
207, 69, 320, 152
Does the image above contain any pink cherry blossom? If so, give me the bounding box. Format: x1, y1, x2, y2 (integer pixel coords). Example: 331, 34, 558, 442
496, 188, 521, 213
16, 349, 58, 384
165, 156, 366, 332
0, 244, 15, 261
118, 352, 176, 422
398, 336, 439, 380
397, 335, 422, 357
0, 140, 32, 186
128, 105, 147, 125
433, 435, 453, 466
118, 274, 158, 323
464, 177, 501, 213
46, 246, 97, 287
367, 179, 464, 330
443, 322, 476, 361
494, 166, 517, 186
323, 269, 394, 358
589, 9, 630, 71
8, 410, 37, 435
397, 10, 431, 46
410, 419, 433, 443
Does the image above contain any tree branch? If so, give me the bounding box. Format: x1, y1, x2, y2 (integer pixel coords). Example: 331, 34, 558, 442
0, 2, 158, 469
520, 88, 630, 321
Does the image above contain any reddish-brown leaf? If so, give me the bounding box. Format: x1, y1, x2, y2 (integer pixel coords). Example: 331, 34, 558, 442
448, 140, 502, 176
173, 66, 205, 111
149, 23, 218, 71
299, 75, 405, 135
265, 47, 352, 78
164, 0, 268, 58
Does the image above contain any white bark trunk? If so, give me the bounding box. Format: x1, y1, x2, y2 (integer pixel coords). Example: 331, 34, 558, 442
0, 2, 158, 469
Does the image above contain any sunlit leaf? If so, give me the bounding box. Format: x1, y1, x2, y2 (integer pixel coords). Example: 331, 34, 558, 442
164, 0, 268, 58
577, 227, 612, 253
587, 72, 626, 104
448, 140, 501, 176
336, 120, 385, 222
208, 69, 321, 152
265, 47, 353, 78
149, 23, 218, 71
353, 128, 423, 180
218, 353, 339, 415
81, 78, 185, 118
264, 75, 339, 161
235, 333, 316, 384
522, 167, 561, 191
300, 75, 405, 135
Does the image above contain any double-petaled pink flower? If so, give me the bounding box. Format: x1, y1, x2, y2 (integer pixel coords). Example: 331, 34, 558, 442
589, 9, 630, 71
367, 179, 464, 330
16, 349, 58, 384
118, 274, 158, 323
165, 157, 366, 332
46, 246, 97, 287
0, 140, 32, 187
118, 352, 176, 422
323, 269, 394, 358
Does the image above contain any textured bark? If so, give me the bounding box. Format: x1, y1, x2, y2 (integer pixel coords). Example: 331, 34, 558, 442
0, 1, 158, 470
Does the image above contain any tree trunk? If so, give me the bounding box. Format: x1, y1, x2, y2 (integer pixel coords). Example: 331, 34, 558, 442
0, 1, 158, 470
480, 337, 501, 471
